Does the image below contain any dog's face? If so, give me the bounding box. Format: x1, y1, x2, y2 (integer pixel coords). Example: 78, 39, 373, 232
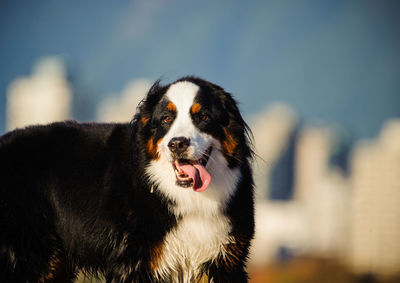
135, 77, 252, 213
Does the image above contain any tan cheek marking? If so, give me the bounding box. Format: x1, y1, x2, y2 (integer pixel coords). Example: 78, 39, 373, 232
222, 128, 238, 156
167, 102, 176, 112
147, 136, 162, 160
191, 103, 202, 114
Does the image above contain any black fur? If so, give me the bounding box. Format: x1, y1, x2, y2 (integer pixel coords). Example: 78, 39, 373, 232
0, 77, 254, 282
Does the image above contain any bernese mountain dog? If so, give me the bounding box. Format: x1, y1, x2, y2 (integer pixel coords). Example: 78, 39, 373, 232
0, 77, 255, 282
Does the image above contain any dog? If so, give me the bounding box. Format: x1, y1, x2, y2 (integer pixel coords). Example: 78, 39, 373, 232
0, 76, 255, 282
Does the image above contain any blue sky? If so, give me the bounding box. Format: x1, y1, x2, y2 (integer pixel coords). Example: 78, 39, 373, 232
1, 0, 399, 138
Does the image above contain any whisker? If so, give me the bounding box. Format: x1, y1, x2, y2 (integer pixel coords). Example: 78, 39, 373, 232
216, 146, 268, 165
214, 148, 243, 163
253, 152, 268, 165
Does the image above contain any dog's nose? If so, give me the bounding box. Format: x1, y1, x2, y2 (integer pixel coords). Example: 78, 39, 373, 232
168, 137, 190, 154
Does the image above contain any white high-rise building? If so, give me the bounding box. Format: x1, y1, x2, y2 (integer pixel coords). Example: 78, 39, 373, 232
6, 57, 72, 131
348, 119, 400, 276
250, 103, 297, 199
249, 104, 307, 267
294, 126, 350, 258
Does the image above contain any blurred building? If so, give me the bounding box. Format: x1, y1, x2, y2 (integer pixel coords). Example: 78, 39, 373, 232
250, 104, 297, 199
348, 119, 400, 277
249, 201, 309, 268
251, 111, 400, 278
269, 125, 297, 200
294, 126, 350, 259
250, 119, 351, 268
249, 105, 308, 267
6, 57, 72, 131
97, 79, 151, 123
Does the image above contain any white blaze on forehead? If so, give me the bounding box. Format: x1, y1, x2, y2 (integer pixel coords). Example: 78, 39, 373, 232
164, 82, 197, 148
166, 81, 199, 113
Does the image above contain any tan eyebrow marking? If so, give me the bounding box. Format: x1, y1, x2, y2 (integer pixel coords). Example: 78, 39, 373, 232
191, 103, 202, 114
167, 102, 176, 112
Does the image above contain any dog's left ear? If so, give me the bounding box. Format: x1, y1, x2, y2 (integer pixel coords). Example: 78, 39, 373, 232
220, 92, 246, 128
219, 91, 254, 162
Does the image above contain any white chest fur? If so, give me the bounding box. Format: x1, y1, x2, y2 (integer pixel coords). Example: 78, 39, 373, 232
147, 138, 242, 281
154, 212, 233, 282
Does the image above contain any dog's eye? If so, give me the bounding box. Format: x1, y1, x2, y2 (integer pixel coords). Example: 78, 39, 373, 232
200, 114, 209, 121
163, 116, 172, 123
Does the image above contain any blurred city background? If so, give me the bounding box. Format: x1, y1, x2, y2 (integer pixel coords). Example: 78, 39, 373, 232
1, 0, 400, 282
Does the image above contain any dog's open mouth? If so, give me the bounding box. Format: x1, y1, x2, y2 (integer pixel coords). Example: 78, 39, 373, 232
173, 147, 213, 192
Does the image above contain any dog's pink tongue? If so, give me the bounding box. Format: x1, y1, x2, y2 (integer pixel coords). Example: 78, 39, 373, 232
178, 162, 211, 192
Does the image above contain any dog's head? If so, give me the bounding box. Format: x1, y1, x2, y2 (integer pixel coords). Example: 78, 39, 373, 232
133, 77, 252, 208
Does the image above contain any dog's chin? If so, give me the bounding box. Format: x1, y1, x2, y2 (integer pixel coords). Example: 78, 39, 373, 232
172, 147, 213, 190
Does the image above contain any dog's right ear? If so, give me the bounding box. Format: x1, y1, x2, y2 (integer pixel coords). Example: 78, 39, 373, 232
137, 79, 162, 121
131, 79, 166, 133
